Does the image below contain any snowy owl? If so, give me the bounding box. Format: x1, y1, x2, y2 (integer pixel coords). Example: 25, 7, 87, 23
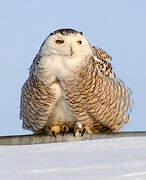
20, 28, 133, 136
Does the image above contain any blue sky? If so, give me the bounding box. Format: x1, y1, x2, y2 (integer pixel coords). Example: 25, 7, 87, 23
0, 0, 146, 135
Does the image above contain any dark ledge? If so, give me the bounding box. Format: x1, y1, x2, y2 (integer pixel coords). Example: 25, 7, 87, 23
0, 131, 146, 146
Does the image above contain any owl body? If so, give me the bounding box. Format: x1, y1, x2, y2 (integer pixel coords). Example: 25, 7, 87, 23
20, 29, 132, 135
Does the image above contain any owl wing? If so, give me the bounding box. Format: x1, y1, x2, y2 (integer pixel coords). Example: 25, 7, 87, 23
86, 57, 132, 132
20, 54, 56, 133
63, 56, 133, 133
92, 46, 116, 79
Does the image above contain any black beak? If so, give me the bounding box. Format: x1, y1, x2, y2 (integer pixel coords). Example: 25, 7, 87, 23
70, 47, 73, 56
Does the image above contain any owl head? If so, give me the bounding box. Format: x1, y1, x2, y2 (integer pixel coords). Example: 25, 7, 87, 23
39, 28, 93, 57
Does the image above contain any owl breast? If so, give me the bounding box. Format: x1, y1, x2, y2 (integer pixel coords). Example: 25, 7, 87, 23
34, 54, 78, 130
46, 82, 75, 127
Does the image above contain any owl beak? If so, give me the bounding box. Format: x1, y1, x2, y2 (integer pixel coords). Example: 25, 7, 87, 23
70, 47, 73, 56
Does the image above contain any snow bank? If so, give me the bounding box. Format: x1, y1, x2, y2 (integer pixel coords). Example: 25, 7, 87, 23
1, 136, 146, 180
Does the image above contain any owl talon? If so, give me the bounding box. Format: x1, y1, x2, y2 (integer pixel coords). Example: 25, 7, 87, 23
61, 124, 70, 136
70, 127, 76, 136
81, 128, 86, 137
50, 125, 61, 137
82, 126, 93, 136
52, 131, 57, 138
62, 126, 66, 136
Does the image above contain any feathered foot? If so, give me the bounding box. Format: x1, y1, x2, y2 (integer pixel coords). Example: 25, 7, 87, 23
74, 122, 83, 136
73, 122, 93, 137
50, 124, 70, 137
50, 125, 61, 137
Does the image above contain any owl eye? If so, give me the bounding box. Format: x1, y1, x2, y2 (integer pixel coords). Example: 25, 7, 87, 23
77, 40, 82, 45
55, 40, 64, 44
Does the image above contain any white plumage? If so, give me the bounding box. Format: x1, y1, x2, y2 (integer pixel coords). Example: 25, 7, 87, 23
20, 29, 133, 136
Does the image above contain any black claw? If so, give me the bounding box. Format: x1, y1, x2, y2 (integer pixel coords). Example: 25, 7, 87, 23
81, 128, 86, 137
52, 131, 56, 138
70, 127, 75, 136
62, 126, 66, 136
72, 131, 75, 137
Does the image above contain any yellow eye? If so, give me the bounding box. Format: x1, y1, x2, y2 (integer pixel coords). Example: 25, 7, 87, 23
77, 40, 82, 45
55, 40, 64, 44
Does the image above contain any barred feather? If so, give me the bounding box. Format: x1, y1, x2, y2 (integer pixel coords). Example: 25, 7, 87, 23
62, 57, 133, 133
92, 46, 116, 79
20, 70, 57, 133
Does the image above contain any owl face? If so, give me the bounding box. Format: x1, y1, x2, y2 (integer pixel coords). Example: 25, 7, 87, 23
40, 29, 93, 57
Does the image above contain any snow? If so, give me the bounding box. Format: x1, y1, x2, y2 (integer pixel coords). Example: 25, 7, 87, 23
1, 136, 146, 180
